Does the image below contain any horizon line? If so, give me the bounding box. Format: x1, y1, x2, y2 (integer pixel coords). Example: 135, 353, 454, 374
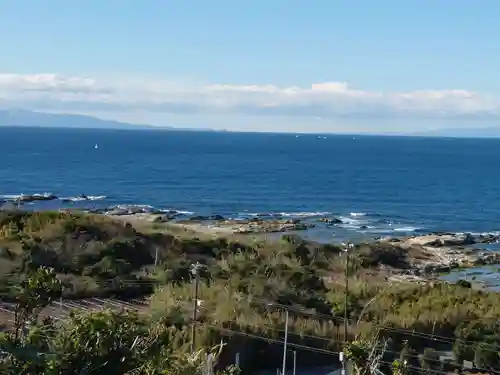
2, 124, 500, 140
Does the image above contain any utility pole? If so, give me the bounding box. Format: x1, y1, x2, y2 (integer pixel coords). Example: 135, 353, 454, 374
344, 247, 349, 342
282, 309, 289, 375
190, 262, 202, 352
341, 242, 354, 375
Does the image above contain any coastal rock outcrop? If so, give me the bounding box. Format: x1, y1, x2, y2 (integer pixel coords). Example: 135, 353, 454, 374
93, 205, 165, 216
379, 232, 500, 278
426, 233, 476, 247
232, 219, 315, 234
177, 217, 315, 234
18, 193, 58, 202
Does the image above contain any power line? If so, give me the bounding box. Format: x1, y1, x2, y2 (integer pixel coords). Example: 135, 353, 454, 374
3, 276, 500, 354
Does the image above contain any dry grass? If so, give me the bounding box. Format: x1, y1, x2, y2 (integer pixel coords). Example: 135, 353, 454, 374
2, 210, 500, 363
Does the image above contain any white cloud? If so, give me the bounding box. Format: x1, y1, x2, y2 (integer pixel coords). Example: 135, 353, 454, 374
0, 73, 499, 121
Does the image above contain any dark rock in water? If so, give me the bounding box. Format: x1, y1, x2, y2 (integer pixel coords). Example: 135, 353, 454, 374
61, 194, 90, 202
189, 214, 225, 221
318, 217, 342, 224
360, 225, 369, 230
476, 234, 500, 244
210, 214, 225, 221
18, 193, 58, 202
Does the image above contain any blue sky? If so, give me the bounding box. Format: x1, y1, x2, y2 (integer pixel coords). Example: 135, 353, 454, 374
1, 0, 499, 133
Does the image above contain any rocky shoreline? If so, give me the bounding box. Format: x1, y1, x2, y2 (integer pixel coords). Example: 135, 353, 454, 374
4, 202, 500, 286
374, 233, 500, 284
95, 206, 500, 280
177, 217, 315, 233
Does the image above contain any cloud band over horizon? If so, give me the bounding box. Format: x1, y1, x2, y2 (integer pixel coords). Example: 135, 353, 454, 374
1, 73, 500, 124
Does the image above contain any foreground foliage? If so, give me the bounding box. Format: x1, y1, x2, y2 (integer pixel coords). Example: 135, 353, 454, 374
1, 211, 500, 372
0, 268, 238, 375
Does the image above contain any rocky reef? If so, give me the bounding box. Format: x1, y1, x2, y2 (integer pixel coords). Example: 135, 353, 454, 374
177, 217, 315, 233
377, 233, 500, 280
17, 193, 58, 202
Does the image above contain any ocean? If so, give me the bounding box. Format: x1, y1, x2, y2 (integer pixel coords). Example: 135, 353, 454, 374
1, 126, 500, 244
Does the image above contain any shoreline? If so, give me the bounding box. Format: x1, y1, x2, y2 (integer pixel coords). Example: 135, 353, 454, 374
107, 211, 500, 286
3, 195, 500, 243
3, 202, 500, 288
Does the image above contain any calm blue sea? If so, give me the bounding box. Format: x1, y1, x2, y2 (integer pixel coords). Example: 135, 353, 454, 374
1, 127, 499, 242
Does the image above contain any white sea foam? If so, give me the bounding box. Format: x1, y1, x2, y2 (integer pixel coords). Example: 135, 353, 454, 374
338, 216, 364, 225
158, 208, 195, 215
176, 210, 195, 215
61, 195, 107, 202
0, 194, 23, 200
393, 226, 421, 232
279, 211, 331, 217
349, 212, 367, 217
245, 211, 331, 218
464, 231, 500, 237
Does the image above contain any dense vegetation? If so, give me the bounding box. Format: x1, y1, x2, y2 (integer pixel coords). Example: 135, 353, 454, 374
0, 267, 239, 374
1, 211, 500, 373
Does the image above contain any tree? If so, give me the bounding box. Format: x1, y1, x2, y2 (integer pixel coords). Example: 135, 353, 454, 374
343, 339, 371, 375
13, 266, 63, 336
0, 267, 62, 375
0, 267, 235, 375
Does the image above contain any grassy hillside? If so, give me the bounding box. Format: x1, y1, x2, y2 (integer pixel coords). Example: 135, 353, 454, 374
1, 210, 499, 371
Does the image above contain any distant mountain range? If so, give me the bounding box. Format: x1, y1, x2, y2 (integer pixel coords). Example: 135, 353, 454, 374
1, 109, 500, 137
0, 109, 162, 130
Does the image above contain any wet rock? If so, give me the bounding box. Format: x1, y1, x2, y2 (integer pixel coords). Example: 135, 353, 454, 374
476, 234, 500, 244
189, 215, 225, 221
426, 233, 476, 247
210, 214, 225, 221
212, 218, 315, 234
318, 217, 343, 224
103, 205, 156, 216
18, 193, 58, 202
